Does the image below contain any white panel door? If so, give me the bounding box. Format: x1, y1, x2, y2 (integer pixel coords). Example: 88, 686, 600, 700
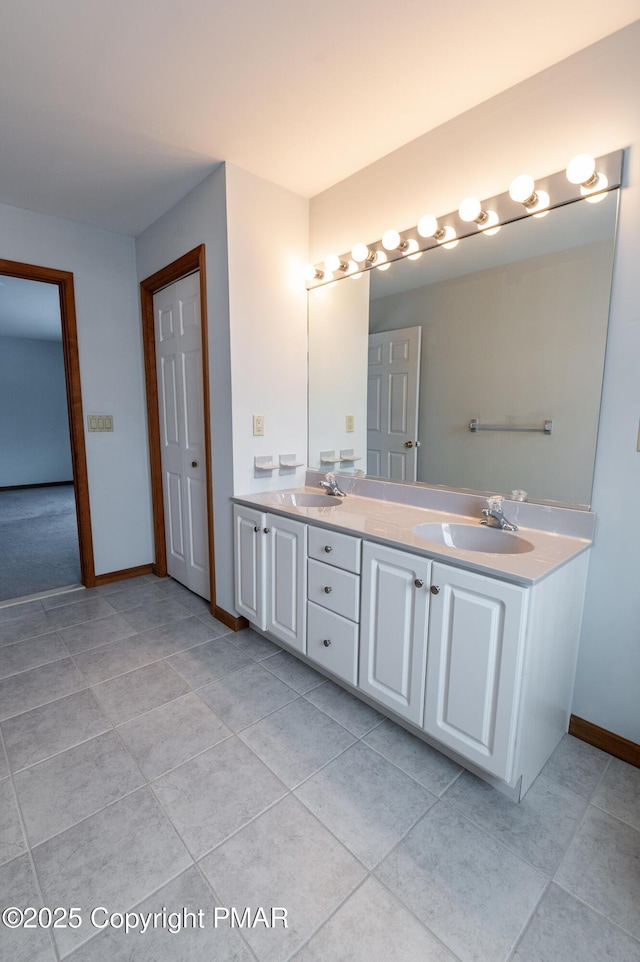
424, 563, 527, 780
367, 326, 421, 481
359, 541, 431, 725
154, 272, 209, 599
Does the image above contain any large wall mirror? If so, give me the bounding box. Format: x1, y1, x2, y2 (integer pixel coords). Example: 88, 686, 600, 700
308, 191, 619, 509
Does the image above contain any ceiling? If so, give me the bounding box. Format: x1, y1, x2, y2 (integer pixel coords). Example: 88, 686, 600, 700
1, 2, 638, 237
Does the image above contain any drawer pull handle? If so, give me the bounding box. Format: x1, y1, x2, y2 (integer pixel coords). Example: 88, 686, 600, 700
323, 639, 332, 647
263, 527, 271, 533
431, 585, 440, 595
414, 579, 424, 588
323, 586, 332, 594
324, 545, 333, 553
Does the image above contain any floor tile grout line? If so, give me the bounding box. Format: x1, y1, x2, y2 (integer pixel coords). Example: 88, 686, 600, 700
65, 620, 230, 663
192, 862, 264, 962
0, 645, 73, 682
370, 849, 467, 962
440, 774, 592, 879
361, 731, 464, 797
0, 723, 63, 962
0, 680, 90, 725
588, 796, 640, 834
551, 877, 640, 946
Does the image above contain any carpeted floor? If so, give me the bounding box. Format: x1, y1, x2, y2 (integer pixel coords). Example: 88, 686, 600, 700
0, 484, 81, 602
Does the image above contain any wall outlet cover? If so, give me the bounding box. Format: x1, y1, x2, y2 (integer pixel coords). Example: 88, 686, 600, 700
345, 415, 354, 433
253, 414, 265, 436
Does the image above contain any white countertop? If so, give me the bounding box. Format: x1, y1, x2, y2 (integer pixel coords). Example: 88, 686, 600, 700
232, 487, 592, 586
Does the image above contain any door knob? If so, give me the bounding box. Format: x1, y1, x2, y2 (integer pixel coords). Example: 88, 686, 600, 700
414, 579, 423, 588
324, 545, 333, 553
431, 585, 440, 595
404, 441, 414, 448
263, 527, 271, 533
191, 461, 198, 467
254, 526, 260, 532
323, 639, 332, 647
324, 586, 332, 594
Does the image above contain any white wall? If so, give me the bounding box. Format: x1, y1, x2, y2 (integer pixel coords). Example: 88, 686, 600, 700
0, 336, 73, 486
135, 163, 308, 615
309, 22, 640, 743
135, 165, 235, 613
0, 203, 153, 575
225, 163, 309, 496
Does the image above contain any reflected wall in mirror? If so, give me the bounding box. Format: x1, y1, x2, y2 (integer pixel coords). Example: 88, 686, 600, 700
308, 191, 619, 508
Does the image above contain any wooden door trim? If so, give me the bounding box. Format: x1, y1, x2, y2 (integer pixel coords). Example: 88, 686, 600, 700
140, 246, 217, 612
0, 258, 96, 587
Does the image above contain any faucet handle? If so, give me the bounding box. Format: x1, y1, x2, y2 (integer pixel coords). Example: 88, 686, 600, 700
325, 472, 335, 484
487, 495, 504, 511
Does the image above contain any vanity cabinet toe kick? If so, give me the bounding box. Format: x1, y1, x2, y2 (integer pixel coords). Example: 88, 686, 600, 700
233, 503, 589, 800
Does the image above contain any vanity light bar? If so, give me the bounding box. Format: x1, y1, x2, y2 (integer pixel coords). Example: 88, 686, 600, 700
303, 149, 624, 289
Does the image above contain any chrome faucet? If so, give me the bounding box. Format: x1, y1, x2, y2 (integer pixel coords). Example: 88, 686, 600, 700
480, 496, 517, 531
319, 473, 346, 497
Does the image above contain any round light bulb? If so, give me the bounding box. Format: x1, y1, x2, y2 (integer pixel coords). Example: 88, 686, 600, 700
459, 197, 482, 222
437, 225, 457, 246
350, 270, 364, 280
351, 242, 370, 262
529, 189, 550, 216
301, 263, 318, 281
324, 253, 341, 272
478, 210, 499, 233
417, 214, 438, 238
382, 229, 401, 251
374, 251, 388, 269
581, 172, 608, 198
566, 153, 596, 185
345, 260, 359, 274
402, 239, 419, 256
509, 175, 535, 204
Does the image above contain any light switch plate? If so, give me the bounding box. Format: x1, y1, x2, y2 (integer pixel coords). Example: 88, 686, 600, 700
88, 415, 114, 432
253, 414, 265, 436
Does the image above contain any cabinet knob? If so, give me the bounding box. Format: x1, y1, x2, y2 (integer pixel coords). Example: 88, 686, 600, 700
191, 461, 198, 468
430, 585, 440, 595
324, 545, 333, 553
253, 525, 260, 532
323, 639, 332, 647
263, 527, 271, 534
323, 585, 332, 594
414, 579, 424, 588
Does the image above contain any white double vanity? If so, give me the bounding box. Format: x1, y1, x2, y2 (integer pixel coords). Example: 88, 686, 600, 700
233, 476, 594, 800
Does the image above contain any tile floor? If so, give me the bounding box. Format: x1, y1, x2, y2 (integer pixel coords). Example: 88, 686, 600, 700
0, 574, 639, 962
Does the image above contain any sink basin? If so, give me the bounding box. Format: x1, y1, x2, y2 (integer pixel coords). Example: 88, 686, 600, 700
271, 492, 343, 508
413, 522, 534, 554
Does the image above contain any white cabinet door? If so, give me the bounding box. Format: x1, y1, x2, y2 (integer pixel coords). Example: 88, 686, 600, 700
264, 513, 307, 653
424, 562, 527, 780
234, 505, 266, 629
154, 273, 210, 599
359, 541, 431, 725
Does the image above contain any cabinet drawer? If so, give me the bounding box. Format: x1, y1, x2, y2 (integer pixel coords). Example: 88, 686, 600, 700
308, 526, 361, 574
308, 559, 360, 621
307, 602, 358, 685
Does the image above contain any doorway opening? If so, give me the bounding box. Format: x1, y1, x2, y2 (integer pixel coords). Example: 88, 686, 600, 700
140, 246, 218, 616
0, 259, 95, 603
